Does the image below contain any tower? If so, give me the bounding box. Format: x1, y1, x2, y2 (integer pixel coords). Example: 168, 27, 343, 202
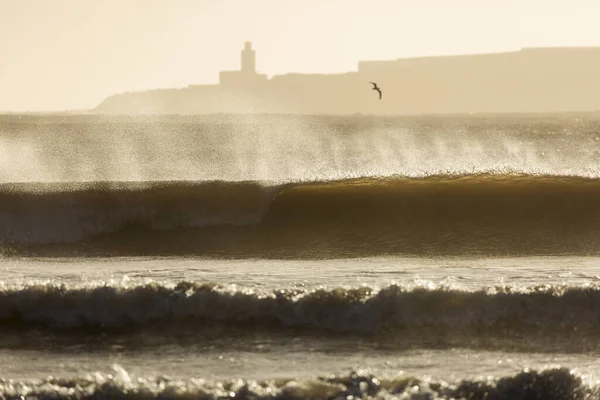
219, 41, 266, 86
241, 41, 256, 73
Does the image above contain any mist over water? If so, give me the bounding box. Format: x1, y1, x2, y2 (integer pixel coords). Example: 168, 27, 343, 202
2, 114, 600, 183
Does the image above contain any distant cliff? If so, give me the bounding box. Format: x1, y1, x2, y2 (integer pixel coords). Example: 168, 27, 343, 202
95, 47, 600, 115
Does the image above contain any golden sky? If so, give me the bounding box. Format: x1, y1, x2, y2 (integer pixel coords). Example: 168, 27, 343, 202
1, 0, 598, 111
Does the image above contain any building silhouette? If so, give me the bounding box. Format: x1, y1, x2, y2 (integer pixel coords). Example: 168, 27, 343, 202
96, 43, 600, 115
219, 42, 267, 88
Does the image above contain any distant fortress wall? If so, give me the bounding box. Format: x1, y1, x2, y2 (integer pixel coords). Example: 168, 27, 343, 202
95, 45, 600, 115
358, 47, 600, 77
357, 47, 600, 113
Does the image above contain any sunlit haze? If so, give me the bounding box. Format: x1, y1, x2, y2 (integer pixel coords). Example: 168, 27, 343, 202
1, 0, 599, 111
5, 1, 600, 395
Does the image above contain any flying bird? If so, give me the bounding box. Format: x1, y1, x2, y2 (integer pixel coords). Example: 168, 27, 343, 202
369, 82, 382, 99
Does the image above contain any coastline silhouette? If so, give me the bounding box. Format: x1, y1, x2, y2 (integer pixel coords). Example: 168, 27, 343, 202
95, 44, 600, 115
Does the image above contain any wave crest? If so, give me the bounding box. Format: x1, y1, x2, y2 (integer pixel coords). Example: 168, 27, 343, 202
0, 366, 592, 400
4, 173, 600, 256
2, 281, 600, 334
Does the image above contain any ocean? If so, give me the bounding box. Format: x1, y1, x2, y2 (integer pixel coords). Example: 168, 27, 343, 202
1, 113, 600, 399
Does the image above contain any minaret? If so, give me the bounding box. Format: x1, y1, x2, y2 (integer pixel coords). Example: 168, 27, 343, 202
241, 41, 256, 73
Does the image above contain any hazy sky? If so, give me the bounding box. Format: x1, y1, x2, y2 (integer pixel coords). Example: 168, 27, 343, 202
1, 0, 599, 111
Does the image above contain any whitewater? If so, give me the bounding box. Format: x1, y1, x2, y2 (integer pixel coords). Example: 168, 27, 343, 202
2, 113, 600, 399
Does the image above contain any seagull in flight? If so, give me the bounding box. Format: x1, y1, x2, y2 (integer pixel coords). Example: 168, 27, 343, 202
369, 82, 382, 99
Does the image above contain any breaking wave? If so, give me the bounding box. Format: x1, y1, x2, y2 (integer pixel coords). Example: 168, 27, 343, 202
0, 180, 280, 244
0, 365, 594, 400
3, 173, 600, 257
2, 281, 600, 336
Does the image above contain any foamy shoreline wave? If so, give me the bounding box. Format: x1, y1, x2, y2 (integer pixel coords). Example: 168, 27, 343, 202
2, 281, 600, 334
0, 365, 594, 400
